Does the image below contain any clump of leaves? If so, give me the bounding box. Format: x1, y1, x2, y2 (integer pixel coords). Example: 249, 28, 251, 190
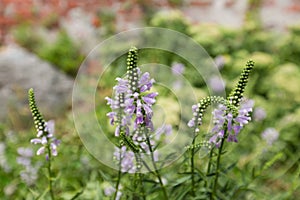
37, 31, 84, 76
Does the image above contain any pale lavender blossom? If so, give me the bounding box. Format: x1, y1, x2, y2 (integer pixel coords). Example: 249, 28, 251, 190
261, 128, 279, 146
171, 63, 185, 89
114, 146, 136, 173
208, 99, 254, 147
187, 103, 203, 130
155, 124, 172, 141
171, 62, 185, 75
208, 75, 225, 93
17, 147, 33, 166
30, 120, 60, 159
106, 49, 162, 173
17, 147, 41, 186
214, 55, 225, 70
0, 142, 11, 173
253, 107, 266, 122
104, 184, 122, 200
106, 72, 157, 132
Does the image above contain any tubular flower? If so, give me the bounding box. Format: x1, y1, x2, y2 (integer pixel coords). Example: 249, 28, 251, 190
188, 96, 228, 133
106, 47, 164, 173
209, 99, 254, 147
28, 89, 60, 159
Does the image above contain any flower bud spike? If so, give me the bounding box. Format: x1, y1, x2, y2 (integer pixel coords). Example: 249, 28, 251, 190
28, 88, 46, 134
127, 46, 139, 92
228, 60, 254, 107
188, 96, 234, 129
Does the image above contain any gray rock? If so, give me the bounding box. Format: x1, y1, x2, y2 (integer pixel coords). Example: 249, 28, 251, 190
0, 45, 73, 122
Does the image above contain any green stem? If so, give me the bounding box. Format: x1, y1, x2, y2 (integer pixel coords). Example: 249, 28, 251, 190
47, 145, 55, 200
211, 130, 227, 200
114, 150, 122, 200
138, 172, 146, 200
145, 132, 168, 200
190, 137, 196, 197
134, 154, 146, 200
204, 148, 214, 189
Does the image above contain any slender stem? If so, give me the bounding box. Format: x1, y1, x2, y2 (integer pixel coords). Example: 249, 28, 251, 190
134, 154, 146, 200
204, 148, 214, 189
145, 132, 168, 200
47, 145, 55, 200
190, 137, 196, 197
114, 150, 122, 200
211, 130, 227, 200
138, 172, 146, 200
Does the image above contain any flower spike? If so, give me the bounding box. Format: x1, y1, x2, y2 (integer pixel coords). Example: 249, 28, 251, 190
28, 88, 46, 135
228, 60, 254, 106
188, 96, 235, 130
28, 88, 60, 158
127, 46, 139, 92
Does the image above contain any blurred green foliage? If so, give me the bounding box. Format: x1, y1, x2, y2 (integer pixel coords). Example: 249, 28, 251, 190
13, 26, 84, 77
36, 31, 84, 76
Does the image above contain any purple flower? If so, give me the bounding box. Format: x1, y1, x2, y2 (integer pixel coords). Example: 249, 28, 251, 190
208, 76, 225, 93
122, 73, 157, 130
187, 119, 195, 128
155, 124, 172, 140
107, 112, 117, 125
30, 120, 60, 159
253, 107, 266, 122
188, 103, 205, 129
139, 72, 155, 92
261, 128, 279, 146
214, 55, 225, 70
104, 184, 122, 200
0, 143, 11, 173
114, 146, 137, 173
106, 70, 157, 132
113, 78, 129, 93
17, 147, 41, 186
171, 62, 185, 75
208, 99, 254, 147
106, 48, 162, 172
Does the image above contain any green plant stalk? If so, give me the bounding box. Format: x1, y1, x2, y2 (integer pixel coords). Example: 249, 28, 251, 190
114, 151, 123, 200
190, 136, 196, 197
145, 132, 168, 200
46, 145, 55, 200
204, 148, 214, 189
211, 129, 227, 200
134, 154, 146, 200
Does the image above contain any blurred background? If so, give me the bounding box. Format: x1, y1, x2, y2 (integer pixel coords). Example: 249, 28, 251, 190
0, 0, 300, 199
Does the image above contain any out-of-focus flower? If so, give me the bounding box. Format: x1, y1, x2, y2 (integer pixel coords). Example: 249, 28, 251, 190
208, 75, 225, 93
214, 55, 225, 70
253, 107, 266, 122
261, 128, 279, 146
113, 146, 137, 173
171, 63, 185, 89
0, 142, 11, 173
171, 62, 185, 75
17, 147, 41, 186
155, 124, 172, 141
104, 184, 122, 200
